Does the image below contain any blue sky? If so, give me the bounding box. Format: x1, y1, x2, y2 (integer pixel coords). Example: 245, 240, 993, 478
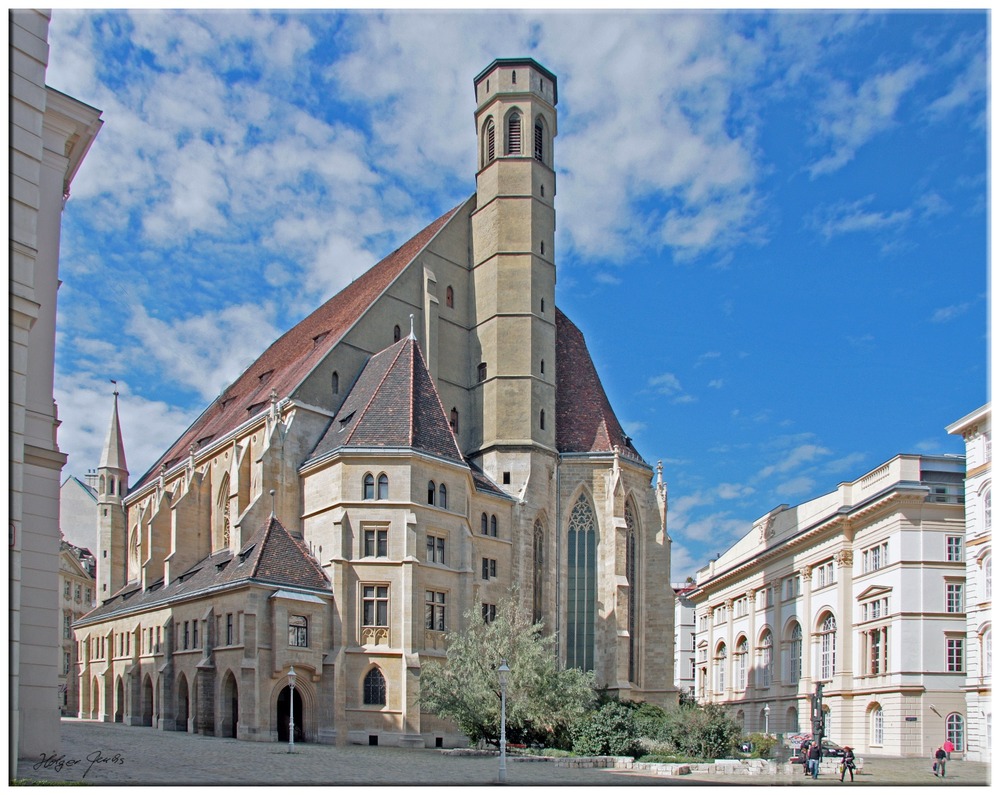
46, 9, 989, 580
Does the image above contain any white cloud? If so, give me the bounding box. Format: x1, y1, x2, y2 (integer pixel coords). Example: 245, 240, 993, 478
812, 196, 911, 241
931, 303, 971, 324
775, 476, 815, 498
808, 62, 927, 176
708, 379, 724, 389
757, 442, 831, 479
649, 372, 683, 395
717, 482, 754, 500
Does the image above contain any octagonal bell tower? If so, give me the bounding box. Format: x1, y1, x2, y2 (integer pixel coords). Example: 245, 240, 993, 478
470, 58, 558, 488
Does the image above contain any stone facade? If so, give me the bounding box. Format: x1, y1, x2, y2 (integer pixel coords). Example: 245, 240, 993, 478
947, 404, 991, 762
73, 58, 675, 748
688, 454, 968, 758
59, 542, 96, 715
9, 8, 103, 767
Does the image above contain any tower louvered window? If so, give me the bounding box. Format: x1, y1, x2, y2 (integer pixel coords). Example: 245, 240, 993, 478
507, 113, 521, 155
485, 119, 495, 164
534, 120, 544, 161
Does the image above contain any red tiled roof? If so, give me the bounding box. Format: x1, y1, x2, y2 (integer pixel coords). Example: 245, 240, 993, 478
77, 514, 329, 624
555, 307, 642, 460
307, 336, 463, 464
134, 202, 467, 489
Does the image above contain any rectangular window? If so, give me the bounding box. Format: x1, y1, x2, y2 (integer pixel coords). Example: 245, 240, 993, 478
482, 603, 497, 623
425, 590, 446, 631
946, 536, 964, 562
288, 614, 308, 647
156, 627, 160, 652
64, 582, 71, 598
86, 587, 92, 603
946, 582, 965, 613
183, 621, 189, 650
363, 585, 389, 627
75, 584, 82, 601
192, 622, 198, 649
477, 362, 487, 382
365, 527, 389, 558
63, 613, 72, 640
863, 542, 889, 573
63, 651, 71, 674
946, 637, 965, 672
815, 561, 835, 589
426, 535, 446, 565
226, 613, 234, 646
784, 576, 800, 601
481, 557, 497, 580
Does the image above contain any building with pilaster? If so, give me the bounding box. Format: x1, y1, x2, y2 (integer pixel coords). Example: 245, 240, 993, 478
73, 58, 675, 747
673, 583, 696, 698
9, 8, 103, 767
58, 541, 96, 715
688, 454, 967, 757
947, 405, 991, 762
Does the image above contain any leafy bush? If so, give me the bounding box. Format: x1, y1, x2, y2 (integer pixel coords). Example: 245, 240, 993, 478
571, 701, 644, 758
743, 731, 778, 759
632, 702, 668, 739
657, 702, 742, 760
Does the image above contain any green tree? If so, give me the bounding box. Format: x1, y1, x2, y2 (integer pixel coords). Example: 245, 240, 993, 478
419, 594, 595, 746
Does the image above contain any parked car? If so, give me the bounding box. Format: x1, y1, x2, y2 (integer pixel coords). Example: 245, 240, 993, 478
790, 740, 847, 763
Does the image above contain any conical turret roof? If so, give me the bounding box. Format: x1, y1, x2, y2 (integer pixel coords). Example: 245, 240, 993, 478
99, 391, 128, 473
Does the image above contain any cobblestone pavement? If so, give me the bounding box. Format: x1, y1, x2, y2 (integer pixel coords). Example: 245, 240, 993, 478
14, 719, 991, 788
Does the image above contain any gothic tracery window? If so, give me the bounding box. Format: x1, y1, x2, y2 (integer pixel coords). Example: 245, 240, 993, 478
533, 519, 545, 624
625, 500, 639, 682
567, 493, 597, 671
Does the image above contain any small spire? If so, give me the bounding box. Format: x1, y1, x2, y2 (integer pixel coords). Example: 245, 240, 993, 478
269, 489, 276, 517
409, 314, 416, 340
98, 385, 128, 475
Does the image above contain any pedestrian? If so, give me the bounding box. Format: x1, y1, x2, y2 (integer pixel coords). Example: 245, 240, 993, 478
809, 739, 822, 779
934, 746, 947, 778
840, 746, 856, 782
801, 741, 812, 777
942, 738, 954, 761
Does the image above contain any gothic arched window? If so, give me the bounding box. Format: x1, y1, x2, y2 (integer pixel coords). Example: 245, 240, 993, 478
481, 513, 489, 535
446, 286, 454, 308
567, 493, 597, 671
625, 500, 639, 682
427, 481, 436, 505
506, 112, 521, 155
331, 371, 339, 395
450, 408, 459, 434
377, 473, 389, 500
534, 117, 545, 162
533, 519, 545, 624
363, 667, 386, 706
363, 473, 375, 500
438, 483, 447, 510
393, 325, 401, 342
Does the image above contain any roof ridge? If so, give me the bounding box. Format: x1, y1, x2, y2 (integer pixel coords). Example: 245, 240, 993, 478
343, 338, 411, 448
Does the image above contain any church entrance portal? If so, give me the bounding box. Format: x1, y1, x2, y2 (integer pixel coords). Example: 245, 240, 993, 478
276, 685, 304, 743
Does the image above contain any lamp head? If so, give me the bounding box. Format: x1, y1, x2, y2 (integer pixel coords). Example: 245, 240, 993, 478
288, 665, 297, 685
497, 659, 510, 687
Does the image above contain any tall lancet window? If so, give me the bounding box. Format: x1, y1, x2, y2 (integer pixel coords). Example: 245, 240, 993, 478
506, 112, 521, 155
534, 118, 545, 163
533, 519, 545, 623
484, 119, 496, 165
567, 493, 597, 671
625, 500, 639, 683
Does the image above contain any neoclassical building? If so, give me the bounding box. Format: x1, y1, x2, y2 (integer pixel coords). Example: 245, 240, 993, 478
687, 454, 968, 758
947, 404, 991, 762
59, 541, 96, 716
74, 58, 674, 747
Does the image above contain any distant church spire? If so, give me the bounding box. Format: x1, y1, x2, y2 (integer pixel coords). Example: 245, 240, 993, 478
99, 383, 128, 474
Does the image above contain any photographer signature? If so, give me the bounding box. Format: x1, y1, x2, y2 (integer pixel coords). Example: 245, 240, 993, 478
34, 749, 126, 779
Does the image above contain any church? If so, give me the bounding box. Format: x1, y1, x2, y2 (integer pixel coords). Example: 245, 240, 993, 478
74, 58, 675, 746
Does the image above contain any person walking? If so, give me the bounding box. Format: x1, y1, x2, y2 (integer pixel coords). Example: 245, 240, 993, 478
801, 741, 812, 777
840, 746, 856, 782
809, 740, 822, 779
934, 746, 947, 778
942, 738, 954, 761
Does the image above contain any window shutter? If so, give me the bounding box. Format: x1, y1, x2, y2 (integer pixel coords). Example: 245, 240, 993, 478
534, 121, 543, 161
507, 114, 521, 155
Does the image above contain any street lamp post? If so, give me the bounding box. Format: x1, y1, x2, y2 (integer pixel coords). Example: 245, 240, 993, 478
288, 666, 297, 754
763, 703, 770, 735
498, 659, 510, 785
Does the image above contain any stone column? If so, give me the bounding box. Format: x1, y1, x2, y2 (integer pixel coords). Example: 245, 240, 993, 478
799, 566, 813, 706
724, 598, 735, 701
746, 589, 757, 692
834, 550, 854, 691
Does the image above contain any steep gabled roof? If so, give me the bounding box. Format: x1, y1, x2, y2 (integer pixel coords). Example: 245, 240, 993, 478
306, 335, 463, 465
134, 201, 467, 489
76, 515, 329, 625
555, 308, 643, 461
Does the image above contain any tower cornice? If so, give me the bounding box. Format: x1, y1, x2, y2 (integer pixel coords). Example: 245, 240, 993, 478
474, 58, 558, 104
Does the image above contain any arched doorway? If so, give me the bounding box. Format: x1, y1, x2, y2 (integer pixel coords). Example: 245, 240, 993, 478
141, 675, 154, 726
276, 685, 304, 743
176, 674, 189, 732
114, 677, 125, 723
221, 672, 239, 738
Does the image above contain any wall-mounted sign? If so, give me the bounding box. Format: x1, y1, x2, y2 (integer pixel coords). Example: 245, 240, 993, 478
904, 716, 918, 722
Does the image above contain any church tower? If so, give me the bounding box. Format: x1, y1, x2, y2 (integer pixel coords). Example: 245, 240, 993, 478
470, 58, 558, 489
96, 388, 128, 599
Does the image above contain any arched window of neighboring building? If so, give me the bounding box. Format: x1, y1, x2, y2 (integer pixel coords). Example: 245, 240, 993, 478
984, 552, 992, 601
332, 371, 339, 395
446, 285, 454, 308
789, 622, 802, 683
759, 630, 773, 688
438, 483, 447, 510
377, 473, 389, 500
393, 325, 401, 342
946, 713, 965, 752
715, 642, 727, 694
363, 473, 375, 500
450, 408, 459, 434
506, 112, 521, 155
533, 519, 545, 623
983, 626, 992, 677
481, 513, 489, 535
484, 118, 496, 165
870, 703, 884, 746
567, 493, 598, 671
490, 515, 498, 537
363, 667, 386, 706
735, 638, 749, 691
985, 488, 992, 531
625, 500, 639, 683
427, 481, 436, 506
819, 614, 837, 680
